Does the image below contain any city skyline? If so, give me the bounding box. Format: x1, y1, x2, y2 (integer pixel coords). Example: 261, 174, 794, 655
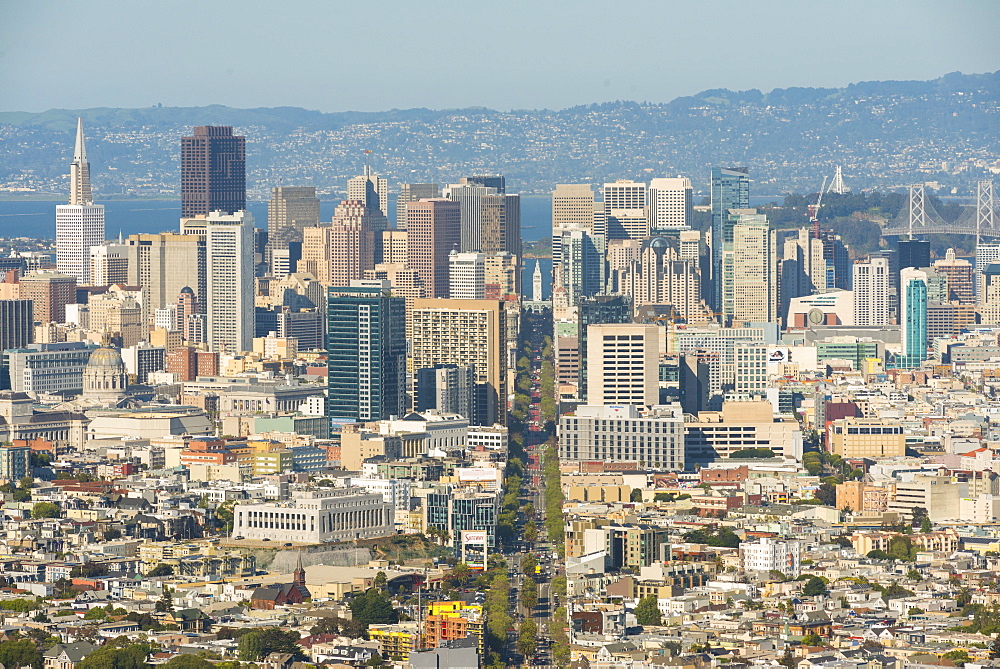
2, 1, 997, 113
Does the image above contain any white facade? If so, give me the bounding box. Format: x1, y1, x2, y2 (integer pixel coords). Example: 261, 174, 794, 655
205, 210, 254, 352
648, 177, 693, 230
89, 243, 129, 286
345, 477, 413, 510
853, 257, 890, 326
601, 180, 648, 240
57, 205, 105, 285
741, 537, 801, 577
448, 252, 486, 299
467, 425, 508, 451
232, 488, 394, 543
154, 305, 177, 331
586, 323, 660, 406
558, 404, 685, 469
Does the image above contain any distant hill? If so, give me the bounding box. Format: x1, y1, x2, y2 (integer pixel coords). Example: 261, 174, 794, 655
0, 71, 997, 199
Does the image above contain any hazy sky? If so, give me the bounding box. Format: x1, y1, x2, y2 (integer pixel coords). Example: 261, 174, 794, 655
2, 0, 998, 113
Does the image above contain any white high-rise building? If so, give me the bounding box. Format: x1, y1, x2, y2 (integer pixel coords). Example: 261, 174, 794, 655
448, 251, 486, 299
853, 257, 890, 326
975, 243, 1000, 302
600, 180, 648, 241
56, 118, 105, 285
205, 210, 255, 352
552, 184, 595, 263
647, 177, 693, 231
586, 323, 660, 406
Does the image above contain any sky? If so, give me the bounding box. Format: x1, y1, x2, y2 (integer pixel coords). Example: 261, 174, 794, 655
1, 0, 998, 113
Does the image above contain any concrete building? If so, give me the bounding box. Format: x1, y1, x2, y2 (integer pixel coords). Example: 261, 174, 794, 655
899, 268, 929, 368
934, 248, 975, 304
577, 295, 632, 401
266, 186, 320, 266
232, 489, 394, 543
586, 323, 659, 406
551, 184, 595, 262
558, 404, 685, 470
88, 243, 129, 287
301, 201, 381, 288
426, 487, 500, 548
56, 119, 105, 286
396, 183, 440, 228
448, 252, 486, 300
411, 299, 506, 426
347, 165, 389, 220
205, 210, 254, 352
406, 199, 462, 299
3, 342, 94, 394
126, 232, 206, 325
828, 417, 905, 458
601, 180, 648, 241
853, 257, 890, 326
18, 271, 76, 324
685, 401, 803, 466
741, 537, 801, 577
887, 475, 966, 522
647, 177, 693, 231
414, 365, 476, 420
724, 210, 776, 325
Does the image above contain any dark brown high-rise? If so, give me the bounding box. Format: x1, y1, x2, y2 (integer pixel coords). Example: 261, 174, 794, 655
181, 126, 246, 218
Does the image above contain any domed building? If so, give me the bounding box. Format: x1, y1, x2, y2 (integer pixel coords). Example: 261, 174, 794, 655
82, 344, 128, 406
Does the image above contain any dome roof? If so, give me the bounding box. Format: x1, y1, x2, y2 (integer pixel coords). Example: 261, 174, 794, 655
87, 347, 125, 369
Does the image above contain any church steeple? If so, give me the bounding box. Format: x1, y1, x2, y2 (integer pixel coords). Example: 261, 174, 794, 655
69, 117, 93, 206
293, 553, 306, 587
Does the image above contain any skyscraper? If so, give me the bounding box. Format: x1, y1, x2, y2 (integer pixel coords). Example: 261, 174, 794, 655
480, 193, 521, 257
443, 180, 506, 253
411, 298, 506, 426
853, 257, 890, 326
397, 183, 441, 228
551, 184, 595, 263
406, 199, 462, 298
0, 300, 33, 351
647, 177, 693, 231
601, 180, 648, 241
266, 186, 320, 266
577, 295, 632, 400
899, 268, 929, 369
299, 201, 382, 287
724, 210, 776, 324
88, 243, 129, 287
56, 118, 105, 285
181, 126, 246, 218
710, 167, 750, 311
205, 210, 254, 352
126, 232, 207, 325
933, 248, 974, 304
347, 165, 389, 220
326, 280, 406, 423
560, 229, 604, 307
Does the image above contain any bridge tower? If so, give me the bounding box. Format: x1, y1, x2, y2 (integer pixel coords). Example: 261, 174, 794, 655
907, 184, 927, 240
977, 180, 996, 246
827, 166, 847, 195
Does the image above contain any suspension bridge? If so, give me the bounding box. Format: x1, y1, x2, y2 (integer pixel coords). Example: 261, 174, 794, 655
881, 181, 998, 241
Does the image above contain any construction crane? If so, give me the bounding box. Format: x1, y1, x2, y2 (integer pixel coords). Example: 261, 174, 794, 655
809, 175, 828, 239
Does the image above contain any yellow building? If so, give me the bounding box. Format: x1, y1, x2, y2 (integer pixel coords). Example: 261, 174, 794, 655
368, 624, 420, 661
829, 417, 905, 458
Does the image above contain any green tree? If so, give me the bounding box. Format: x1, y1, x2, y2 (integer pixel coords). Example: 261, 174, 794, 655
30, 502, 60, 519
943, 650, 971, 667
801, 633, 823, 646
237, 628, 304, 662
521, 554, 538, 577
908, 607, 924, 616
803, 577, 829, 597
163, 656, 216, 669
920, 515, 933, 533
350, 589, 399, 627
730, 448, 776, 459
629, 488, 643, 502
907, 569, 923, 582
155, 588, 173, 613
779, 649, 796, 669
523, 520, 538, 543
374, 571, 388, 590
814, 482, 837, 506
634, 595, 662, 626
0, 639, 43, 669
83, 606, 108, 620
147, 563, 174, 577
78, 639, 152, 669
517, 619, 537, 658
